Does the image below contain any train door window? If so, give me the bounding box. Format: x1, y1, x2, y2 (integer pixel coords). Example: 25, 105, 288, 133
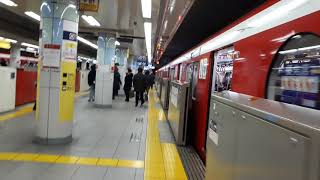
186, 64, 193, 82
179, 64, 185, 81
170, 67, 175, 81
267, 33, 320, 110
212, 46, 236, 93
175, 65, 179, 80
192, 62, 199, 99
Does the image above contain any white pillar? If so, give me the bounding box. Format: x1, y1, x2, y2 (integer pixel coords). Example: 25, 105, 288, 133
95, 34, 116, 107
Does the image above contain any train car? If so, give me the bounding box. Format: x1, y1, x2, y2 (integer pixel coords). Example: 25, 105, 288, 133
157, 0, 320, 161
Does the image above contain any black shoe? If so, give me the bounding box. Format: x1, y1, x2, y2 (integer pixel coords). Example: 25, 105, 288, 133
125, 99, 129, 102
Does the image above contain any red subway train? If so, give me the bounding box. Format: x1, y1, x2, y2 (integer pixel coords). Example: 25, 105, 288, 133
156, 0, 320, 161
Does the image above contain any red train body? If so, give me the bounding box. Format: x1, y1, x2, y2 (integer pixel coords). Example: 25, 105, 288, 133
156, 1, 320, 161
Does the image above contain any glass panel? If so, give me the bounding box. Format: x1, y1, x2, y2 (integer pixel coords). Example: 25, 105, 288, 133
267, 34, 320, 110
186, 64, 193, 82
192, 62, 199, 98
212, 46, 235, 92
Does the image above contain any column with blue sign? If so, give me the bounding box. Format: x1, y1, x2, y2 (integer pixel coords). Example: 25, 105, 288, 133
95, 34, 116, 107
35, 0, 79, 144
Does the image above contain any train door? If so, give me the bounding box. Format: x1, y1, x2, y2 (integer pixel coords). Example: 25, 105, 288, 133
186, 62, 200, 150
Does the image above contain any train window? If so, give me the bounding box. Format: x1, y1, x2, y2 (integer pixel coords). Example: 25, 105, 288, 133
267, 33, 320, 110
179, 64, 183, 80
192, 62, 199, 99
186, 64, 193, 82
170, 67, 175, 81
212, 46, 235, 93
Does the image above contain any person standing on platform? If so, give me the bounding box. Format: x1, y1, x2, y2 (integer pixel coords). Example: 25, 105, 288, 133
145, 70, 153, 99
150, 71, 155, 89
88, 64, 96, 102
123, 68, 133, 102
133, 67, 146, 107
113, 65, 122, 100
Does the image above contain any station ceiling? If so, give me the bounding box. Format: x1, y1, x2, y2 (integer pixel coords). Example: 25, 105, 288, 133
157, 0, 267, 67
0, 0, 161, 58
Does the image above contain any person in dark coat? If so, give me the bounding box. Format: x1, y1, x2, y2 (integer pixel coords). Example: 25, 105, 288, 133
145, 70, 153, 98
123, 68, 133, 102
150, 71, 155, 89
113, 66, 122, 100
88, 64, 96, 102
133, 67, 146, 107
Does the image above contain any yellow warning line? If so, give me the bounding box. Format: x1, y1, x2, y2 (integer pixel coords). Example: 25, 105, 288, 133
144, 90, 187, 180
0, 91, 88, 122
0, 152, 144, 168
0, 105, 33, 121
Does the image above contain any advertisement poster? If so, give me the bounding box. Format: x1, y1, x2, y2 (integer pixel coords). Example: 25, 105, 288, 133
43, 44, 61, 68
62, 20, 78, 61
79, 0, 99, 12
199, 58, 208, 79
277, 57, 320, 109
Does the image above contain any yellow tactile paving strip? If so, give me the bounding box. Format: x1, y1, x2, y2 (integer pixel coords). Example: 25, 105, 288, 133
0, 91, 88, 122
0, 105, 34, 121
0, 152, 144, 168
144, 90, 187, 180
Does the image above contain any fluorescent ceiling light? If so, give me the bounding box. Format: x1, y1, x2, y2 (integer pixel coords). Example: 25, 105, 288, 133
0, 0, 17, 7
21, 42, 39, 49
25, 11, 40, 21
25, 47, 37, 53
279, 44, 320, 54
298, 45, 320, 51
81, 15, 101, 27
248, 0, 308, 28
5, 38, 17, 43
144, 22, 152, 63
78, 36, 98, 49
169, 0, 176, 14
115, 41, 120, 46
141, 0, 151, 18
0, 37, 17, 43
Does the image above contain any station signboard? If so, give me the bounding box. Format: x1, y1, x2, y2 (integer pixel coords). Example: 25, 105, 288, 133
78, 0, 99, 12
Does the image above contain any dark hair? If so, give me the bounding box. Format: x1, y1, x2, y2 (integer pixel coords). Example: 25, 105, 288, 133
128, 68, 132, 73
91, 64, 96, 70
145, 70, 150, 75
138, 67, 143, 73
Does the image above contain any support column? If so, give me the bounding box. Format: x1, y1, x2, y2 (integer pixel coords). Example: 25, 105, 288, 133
9, 43, 21, 68
116, 48, 128, 95
95, 34, 116, 107
35, 0, 79, 144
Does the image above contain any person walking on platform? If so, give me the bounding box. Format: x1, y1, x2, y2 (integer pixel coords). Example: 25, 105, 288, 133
113, 65, 122, 100
88, 64, 96, 102
123, 68, 133, 102
133, 67, 146, 107
145, 70, 153, 99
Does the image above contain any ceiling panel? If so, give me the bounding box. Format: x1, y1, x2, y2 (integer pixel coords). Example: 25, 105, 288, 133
156, 0, 267, 66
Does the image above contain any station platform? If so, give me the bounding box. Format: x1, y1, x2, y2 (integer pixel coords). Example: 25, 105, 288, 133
0, 90, 190, 180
